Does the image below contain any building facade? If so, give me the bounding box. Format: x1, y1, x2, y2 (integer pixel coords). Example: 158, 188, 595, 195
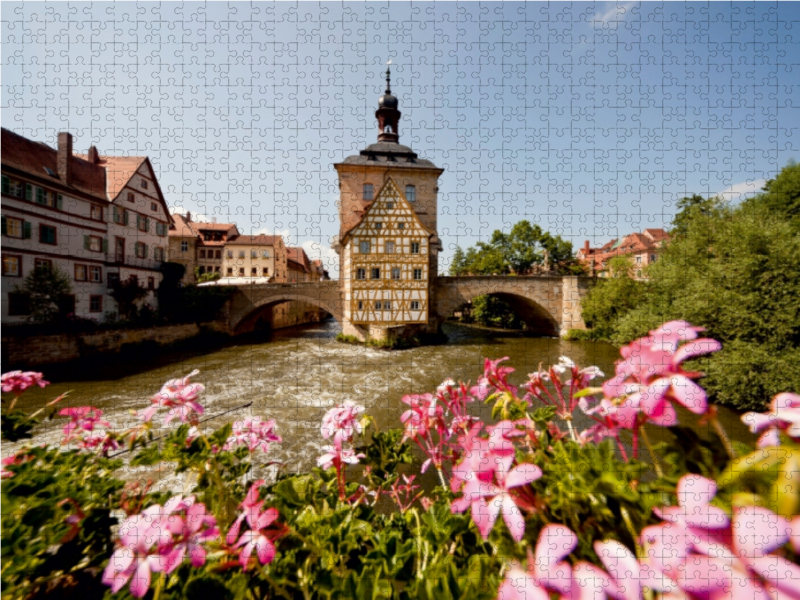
222, 235, 285, 280
168, 213, 240, 284
1, 129, 171, 323
577, 228, 670, 279
334, 67, 444, 341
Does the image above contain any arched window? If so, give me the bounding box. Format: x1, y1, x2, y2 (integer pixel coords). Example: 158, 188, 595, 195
363, 183, 373, 201
405, 185, 416, 202
384, 124, 393, 133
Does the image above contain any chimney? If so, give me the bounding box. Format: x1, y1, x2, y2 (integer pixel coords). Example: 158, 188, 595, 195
583, 240, 590, 255
186, 211, 192, 222
87, 145, 100, 164
212, 217, 217, 224
57, 132, 73, 183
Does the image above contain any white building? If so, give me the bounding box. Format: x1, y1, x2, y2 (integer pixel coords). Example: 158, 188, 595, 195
1, 129, 172, 322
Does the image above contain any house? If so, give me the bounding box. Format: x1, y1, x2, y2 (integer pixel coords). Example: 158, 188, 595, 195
168, 213, 240, 284
577, 228, 670, 279
287, 247, 313, 282
1, 129, 171, 322
222, 234, 286, 281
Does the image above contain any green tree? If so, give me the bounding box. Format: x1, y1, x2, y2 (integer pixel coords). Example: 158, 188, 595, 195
670, 194, 725, 238
746, 160, 800, 231
471, 295, 523, 329
16, 265, 73, 323
109, 278, 149, 320
195, 268, 221, 284
579, 257, 644, 340
449, 246, 468, 275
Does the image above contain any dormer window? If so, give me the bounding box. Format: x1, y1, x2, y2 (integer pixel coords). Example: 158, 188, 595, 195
141, 180, 148, 189
363, 184, 373, 201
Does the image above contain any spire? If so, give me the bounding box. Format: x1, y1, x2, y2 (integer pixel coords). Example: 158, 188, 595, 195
376, 60, 400, 143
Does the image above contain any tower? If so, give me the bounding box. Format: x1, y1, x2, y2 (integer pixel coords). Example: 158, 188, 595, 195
334, 65, 444, 343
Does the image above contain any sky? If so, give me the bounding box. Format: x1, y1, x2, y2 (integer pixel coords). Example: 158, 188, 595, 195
3, 1, 799, 277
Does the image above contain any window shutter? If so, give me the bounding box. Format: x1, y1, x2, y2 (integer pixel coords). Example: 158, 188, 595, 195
1, 216, 6, 235
22, 222, 31, 239
25, 183, 32, 201
84, 235, 90, 250
1, 175, 8, 195
56, 194, 63, 210
124, 210, 129, 226
145, 217, 150, 232
102, 238, 109, 254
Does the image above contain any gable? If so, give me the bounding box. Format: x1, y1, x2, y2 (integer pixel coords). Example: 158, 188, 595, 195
344, 178, 432, 243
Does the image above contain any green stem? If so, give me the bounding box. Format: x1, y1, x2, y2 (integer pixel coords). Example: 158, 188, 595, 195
412, 508, 426, 579
565, 417, 578, 443
639, 425, 664, 479
710, 415, 737, 459
152, 574, 164, 600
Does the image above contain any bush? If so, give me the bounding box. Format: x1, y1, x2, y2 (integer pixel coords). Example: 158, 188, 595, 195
3, 323, 799, 600
15, 265, 73, 324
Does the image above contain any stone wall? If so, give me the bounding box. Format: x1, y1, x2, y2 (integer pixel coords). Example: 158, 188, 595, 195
2, 323, 204, 368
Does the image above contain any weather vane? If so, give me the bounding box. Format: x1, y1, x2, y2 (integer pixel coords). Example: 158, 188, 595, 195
385, 59, 392, 93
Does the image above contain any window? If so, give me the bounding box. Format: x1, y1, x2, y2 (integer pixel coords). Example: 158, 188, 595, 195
2, 216, 24, 238
635, 256, 642, 264
89, 295, 103, 313
356, 268, 366, 280
181, 241, 188, 252
251, 250, 258, 259
151, 202, 158, 211
398, 223, 405, 230
227, 250, 233, 258
410, 242, 420, 254
227, 267, 233, 275
115, 237, 125, 262
2, 255, 21, 277
384, 301, 392, 310
410, 301, 420, 310
89, 266, 102, 282
154, 247, 164, 261
371, 268, 381, 280
75, 264, 87, 281
374, 301, 382, 310
127, 192, 135, 203
2, 177, 23, 198
34, 259, 52, 272
140, 180, 148, 189
147, 277, 155, 290
107, 273, 120, 289
35, 186, 47, 205
636, 270, 642, 278
386, 202, 394, 209
113, 206, 126, 224
135, 242, 147, 258
199, 250, 206, 259
374, 222, 382, 230
385, 241, 395, 254
261, 250, 269, 258
39, 225, 57, 245
87, 236, 103, 252
238, 251, 245, 259
8, 292, 30, 316
216, 251, 221, 259
413, 268, 423, 280
137, 215, 148, 232
359, 241, 370, 254
238, 268, 245, 276
391, 267, 401, 280
357, 301, 363, 310
650, 254, 657, 262
262, 267, 269, 276
90, 205, 103, 220
215, 266, 220, 273
363, 183, 373, 201
155, 222, 167, 236
405, 185, 416, 202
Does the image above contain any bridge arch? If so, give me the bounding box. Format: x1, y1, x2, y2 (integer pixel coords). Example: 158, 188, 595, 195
434, 276, 567, 337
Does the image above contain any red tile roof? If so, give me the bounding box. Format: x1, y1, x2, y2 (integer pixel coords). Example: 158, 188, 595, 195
169, 213, 198, 237
287, 247, 311, 272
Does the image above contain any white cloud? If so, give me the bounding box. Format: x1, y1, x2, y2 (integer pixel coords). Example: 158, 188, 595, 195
169, 205, 211, 223
593, 2, 637, 27
254, 226, 292, 239
716, 179, 766, 204
301, 239, 340, 279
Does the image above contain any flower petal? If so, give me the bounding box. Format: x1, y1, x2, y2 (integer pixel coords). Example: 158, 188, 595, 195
534, 524, 577, 595
504, 463, 543, 489
733, 506, 790, 558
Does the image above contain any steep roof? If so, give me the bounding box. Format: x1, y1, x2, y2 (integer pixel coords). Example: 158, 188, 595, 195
226, 234, 279, 246
287, 247, 311, 272
169, 213, 198, 237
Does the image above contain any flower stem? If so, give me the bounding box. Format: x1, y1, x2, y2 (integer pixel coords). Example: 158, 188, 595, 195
565, 417, 578, 443
639, 425, 664, 479
710, 414, 736, 459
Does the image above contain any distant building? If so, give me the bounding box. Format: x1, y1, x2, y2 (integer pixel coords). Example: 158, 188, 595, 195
168, 213, 240, 284
577, 228, 670, 279
222, 235, 286, 280
1, 128, 171, 323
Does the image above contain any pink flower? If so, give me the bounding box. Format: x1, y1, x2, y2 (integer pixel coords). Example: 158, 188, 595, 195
592, 540, 667, 600
139, 370, 205, 425
316, 445, 365, 470
1, 454, 28, 478
60, 406, 110, 440
470, 357, 517, 400
742, 393, 800, 448
225, 482, 284, 570
162, 502, 219, 571
1, 370, 49, 395
451, 423, 541, 541
223, 417, 282, 453
78, 430, 122, 456
497, 525, 577, 599
320, 400, 365, 446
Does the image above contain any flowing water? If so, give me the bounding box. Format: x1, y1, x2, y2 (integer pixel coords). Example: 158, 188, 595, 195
9, 320, 751, 487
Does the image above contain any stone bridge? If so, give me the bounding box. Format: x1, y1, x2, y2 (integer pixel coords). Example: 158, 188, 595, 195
221, 276, 592, 337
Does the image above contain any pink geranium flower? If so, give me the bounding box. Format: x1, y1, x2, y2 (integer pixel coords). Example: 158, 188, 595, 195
316, 445, 365, 470
162, 502, 219, 571
226, 482, 285, 570
60, 406, 110, 440
223, 417, 281, 453
1, 370, 49, 395
139, 369, 205, 425
320, 400, 365, 446
470, 357, 517, 400
78, 430, 122, 456
497, 524, 578, 599
742, 393, 800, 448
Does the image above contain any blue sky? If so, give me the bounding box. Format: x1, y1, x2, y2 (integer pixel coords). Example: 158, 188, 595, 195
3, 1, 799, 276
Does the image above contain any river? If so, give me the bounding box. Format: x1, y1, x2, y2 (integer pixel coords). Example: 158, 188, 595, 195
10, 320, 751, 486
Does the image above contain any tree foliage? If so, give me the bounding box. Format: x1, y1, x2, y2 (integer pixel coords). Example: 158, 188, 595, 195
469, 295, 524, 330
579, 257, 645, 341
109, 278, 149, 320
448, 220, 584, 276
16, 265, 73, 323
